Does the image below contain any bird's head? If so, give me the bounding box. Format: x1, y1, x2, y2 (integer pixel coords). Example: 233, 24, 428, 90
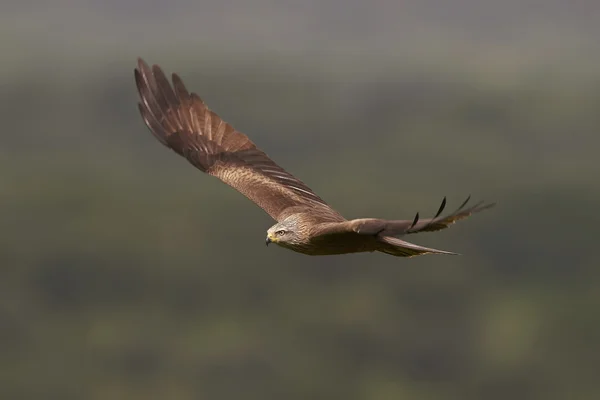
266, 218, 301, 248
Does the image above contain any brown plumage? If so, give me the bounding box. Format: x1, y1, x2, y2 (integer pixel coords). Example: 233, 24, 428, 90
135, 59, 495, 257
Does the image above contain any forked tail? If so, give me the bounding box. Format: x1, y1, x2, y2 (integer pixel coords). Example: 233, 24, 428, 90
376, 236, 458, 258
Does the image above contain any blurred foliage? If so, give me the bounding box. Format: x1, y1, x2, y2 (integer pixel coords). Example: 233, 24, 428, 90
1, 3, 600, 398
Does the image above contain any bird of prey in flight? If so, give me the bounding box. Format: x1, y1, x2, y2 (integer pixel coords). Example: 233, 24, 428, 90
134, 59, 494, 257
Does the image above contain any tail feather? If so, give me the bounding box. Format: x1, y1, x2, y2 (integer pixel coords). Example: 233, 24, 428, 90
377, 236, 458, 258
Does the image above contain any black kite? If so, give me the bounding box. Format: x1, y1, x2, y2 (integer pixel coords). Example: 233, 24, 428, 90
135, 59, 494, 257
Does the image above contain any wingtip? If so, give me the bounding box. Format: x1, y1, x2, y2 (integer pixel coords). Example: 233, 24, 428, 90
463, 194, 472, 207
483, 202, 497, 211
409, 212, 420, 230
172, 72, 185, 87
434, 196, 447, 219
136, 57, 148, 70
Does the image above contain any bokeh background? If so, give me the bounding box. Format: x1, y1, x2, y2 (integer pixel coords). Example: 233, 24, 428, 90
1, 1, 599, 399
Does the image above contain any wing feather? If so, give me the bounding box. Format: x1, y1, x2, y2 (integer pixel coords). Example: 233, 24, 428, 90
348, 197, 495, 236
404, 196, 496, 234
135, 58, 338, 222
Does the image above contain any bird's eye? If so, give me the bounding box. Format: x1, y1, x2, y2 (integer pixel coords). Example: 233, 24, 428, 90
276, 230, 286, 236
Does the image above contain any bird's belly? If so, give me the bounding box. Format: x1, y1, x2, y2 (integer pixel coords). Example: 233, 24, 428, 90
292, 233, 379, 256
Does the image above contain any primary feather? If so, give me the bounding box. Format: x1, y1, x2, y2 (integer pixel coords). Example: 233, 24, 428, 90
135, 59, 339, 222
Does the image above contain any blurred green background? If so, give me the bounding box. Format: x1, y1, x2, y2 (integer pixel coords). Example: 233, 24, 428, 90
1, 1, 599, 399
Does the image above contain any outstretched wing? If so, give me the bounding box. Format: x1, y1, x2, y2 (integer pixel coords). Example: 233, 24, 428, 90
315, 197, 494, 257
135, 58, 338, 222
400, 196, 495, 234
349, 196, 496, 237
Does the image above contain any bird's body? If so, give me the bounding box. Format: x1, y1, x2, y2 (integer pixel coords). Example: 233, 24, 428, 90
135, 59, 494, 258
267, 214, 376, 256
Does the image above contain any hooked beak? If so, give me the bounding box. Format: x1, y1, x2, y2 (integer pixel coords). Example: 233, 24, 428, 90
265, 236, 271, 246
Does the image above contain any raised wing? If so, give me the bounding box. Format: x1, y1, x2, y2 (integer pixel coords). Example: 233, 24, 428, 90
134, 58, 338, 222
